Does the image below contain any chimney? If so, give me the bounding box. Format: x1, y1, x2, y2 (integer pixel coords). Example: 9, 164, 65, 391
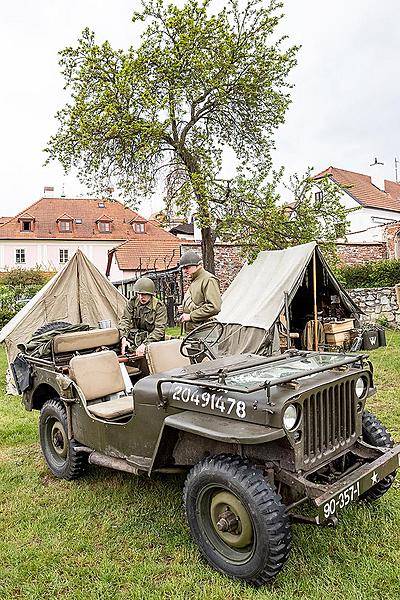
369, 158, 386, 192
43, 185, 55, 198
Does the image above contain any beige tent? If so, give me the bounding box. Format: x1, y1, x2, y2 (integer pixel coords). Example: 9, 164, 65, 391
0, 250, 127, 366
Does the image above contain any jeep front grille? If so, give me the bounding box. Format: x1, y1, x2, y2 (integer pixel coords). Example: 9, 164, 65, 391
302, 379, 357, 464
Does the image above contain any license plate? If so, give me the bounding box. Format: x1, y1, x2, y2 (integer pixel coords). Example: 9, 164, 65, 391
316, 448, 400, 522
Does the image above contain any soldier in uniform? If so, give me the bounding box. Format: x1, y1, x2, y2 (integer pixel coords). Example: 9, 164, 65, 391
119, 277, 167, 356
178, 251, 222, 332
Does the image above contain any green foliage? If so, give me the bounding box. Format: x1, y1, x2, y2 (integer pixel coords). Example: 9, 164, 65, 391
0, 269, 48, 327
217, 169, 355, 262
338, 259, 400, 289
45, 0, 298, 270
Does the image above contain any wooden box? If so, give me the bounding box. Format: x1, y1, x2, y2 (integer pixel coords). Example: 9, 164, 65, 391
324, 319, 354, 334
325, 331, 352, 345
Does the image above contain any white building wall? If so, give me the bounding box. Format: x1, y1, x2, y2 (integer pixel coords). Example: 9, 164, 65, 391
312, 185, 400, 243
0, 239, 123, 275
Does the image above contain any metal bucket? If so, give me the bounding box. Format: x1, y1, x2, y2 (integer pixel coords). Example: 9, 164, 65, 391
98, 319, 112, 329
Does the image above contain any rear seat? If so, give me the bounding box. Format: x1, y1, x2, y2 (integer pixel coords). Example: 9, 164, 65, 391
69, 350, 134, 420
53, 327, 120, 354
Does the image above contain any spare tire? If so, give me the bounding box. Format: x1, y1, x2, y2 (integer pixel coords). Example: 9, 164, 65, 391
33, 321, 71, 337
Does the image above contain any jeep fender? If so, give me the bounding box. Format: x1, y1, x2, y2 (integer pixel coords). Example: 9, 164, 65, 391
149, 411, 285, 475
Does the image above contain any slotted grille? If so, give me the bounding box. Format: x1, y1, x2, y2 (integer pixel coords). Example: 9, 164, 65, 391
302, 379, 357, 463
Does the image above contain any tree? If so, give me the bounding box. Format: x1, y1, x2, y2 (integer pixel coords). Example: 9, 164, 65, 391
45, 0, 298, 272
217, 169, 356, 262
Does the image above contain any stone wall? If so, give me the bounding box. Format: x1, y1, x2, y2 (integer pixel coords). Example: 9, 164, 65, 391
348, 285, 400, 327
336, 242, 387, 265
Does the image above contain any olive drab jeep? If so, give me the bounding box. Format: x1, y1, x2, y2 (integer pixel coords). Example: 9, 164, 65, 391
13, 321, 400, 586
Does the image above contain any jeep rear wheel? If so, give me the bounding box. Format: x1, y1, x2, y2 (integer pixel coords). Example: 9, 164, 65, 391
39, 399, 87, 480
183, 454, 291, 586
360, 410, 396, 501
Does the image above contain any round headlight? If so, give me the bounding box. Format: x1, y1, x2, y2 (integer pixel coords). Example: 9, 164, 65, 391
355, 376, 369, 399
283, 404, 299, 431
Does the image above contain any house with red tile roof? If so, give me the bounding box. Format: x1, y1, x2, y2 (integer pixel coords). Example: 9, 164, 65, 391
0, 195, 183, 278
313, 166, 400, 244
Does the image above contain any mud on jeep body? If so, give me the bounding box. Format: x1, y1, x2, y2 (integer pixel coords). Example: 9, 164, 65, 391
14, 322, 400, 586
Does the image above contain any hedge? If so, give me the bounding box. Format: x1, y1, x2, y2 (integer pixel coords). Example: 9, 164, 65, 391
337, 259, 400, 289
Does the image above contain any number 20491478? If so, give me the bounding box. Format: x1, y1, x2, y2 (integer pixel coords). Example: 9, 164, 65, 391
172, 386, 247, 419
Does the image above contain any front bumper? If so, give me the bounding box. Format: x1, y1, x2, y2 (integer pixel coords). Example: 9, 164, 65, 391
313, 444, 400, 523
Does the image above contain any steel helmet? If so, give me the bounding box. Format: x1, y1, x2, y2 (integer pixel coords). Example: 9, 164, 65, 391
133, 277, 156, 295
179, 251, 202, 268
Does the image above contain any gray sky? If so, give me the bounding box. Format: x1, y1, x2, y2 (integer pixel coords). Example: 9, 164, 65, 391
0, 0, 399, 217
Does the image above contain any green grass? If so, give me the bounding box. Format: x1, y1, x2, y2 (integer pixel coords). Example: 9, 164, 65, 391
1, 336, 400, 599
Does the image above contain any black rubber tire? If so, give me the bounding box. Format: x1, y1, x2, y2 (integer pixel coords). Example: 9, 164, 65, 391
183, 454, 291, 586
360, 410, 396, 501
39, 399, 87, 480
33, 321, 71, 337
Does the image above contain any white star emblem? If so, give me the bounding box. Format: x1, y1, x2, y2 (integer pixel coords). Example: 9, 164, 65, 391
371, 471, 379, 485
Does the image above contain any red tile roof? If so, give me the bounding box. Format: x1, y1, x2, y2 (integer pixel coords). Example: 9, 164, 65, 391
0, 197, 152, 240
314, 167, 400, 212
111, 235, 182, 272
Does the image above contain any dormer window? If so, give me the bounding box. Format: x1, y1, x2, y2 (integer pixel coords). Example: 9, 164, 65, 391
98, 202, 105, 208
134, 222, 145, 234
96, 214, 113, 233
57, 213, 73, 233
58, 219, 72, 232
18, 213, 35, 232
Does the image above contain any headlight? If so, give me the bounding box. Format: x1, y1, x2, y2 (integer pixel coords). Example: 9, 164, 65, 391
283, 404, 299, 431
355, 376, 369, 399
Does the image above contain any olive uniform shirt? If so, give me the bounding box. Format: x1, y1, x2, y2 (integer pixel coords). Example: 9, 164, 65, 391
182, 267, 222, 332
119, 296, 167, 349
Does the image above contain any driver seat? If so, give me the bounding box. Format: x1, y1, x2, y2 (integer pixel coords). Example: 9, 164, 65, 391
146, 339, 190, 374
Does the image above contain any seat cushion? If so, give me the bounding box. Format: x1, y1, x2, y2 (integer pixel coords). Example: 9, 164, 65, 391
146, 339, 190, 374
53, 327, 120, 354
88, 395, 134, 419
69, 350, 125, 401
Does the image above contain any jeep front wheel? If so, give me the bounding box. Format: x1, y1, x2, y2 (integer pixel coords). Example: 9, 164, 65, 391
39, 399, 87, 480
360, 410, 396, 501
183, 454, 291, 586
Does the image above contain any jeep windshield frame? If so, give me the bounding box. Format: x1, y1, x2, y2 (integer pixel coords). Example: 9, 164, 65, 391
156, 351, 368, 406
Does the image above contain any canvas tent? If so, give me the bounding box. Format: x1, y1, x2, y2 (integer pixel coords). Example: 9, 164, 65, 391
0, 250, 127, 367
217, 242, 360, 355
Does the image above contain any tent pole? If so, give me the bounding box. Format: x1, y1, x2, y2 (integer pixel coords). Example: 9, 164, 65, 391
284, 292, 290, 349
313, 250, 318, 351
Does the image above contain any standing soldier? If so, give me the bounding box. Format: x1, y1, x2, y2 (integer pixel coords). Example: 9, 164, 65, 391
119, 277, 167, 356
178, 251, 222, 332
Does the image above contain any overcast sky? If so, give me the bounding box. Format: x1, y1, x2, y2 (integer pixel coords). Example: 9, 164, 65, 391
0, 0, 399, 218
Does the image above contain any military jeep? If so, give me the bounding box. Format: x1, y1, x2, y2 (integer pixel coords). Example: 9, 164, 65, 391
14, 321, 400, 586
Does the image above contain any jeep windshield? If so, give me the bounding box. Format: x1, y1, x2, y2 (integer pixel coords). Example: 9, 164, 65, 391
224, 352, 357, 389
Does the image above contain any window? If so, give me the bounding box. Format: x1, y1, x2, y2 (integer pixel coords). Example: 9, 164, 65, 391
98, 202, 105, 208
59, 249, 69, 263
21, 220, 32, 232
314, 191, 323, 201
134, 222, 145, 234
15, 249, 25, 264
98, 221, 111, 233
75, 218, 82, 224
59, 220, 72, 232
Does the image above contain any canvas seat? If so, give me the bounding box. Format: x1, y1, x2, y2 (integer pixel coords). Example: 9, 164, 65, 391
53, 327, 120, 354
146, 339, 190, 374
69, 350, 134, 420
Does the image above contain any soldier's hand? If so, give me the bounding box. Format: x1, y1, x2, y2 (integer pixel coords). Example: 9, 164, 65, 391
135, 343, 146, 357
121, 337, 129, 355
179, 313, 191, 323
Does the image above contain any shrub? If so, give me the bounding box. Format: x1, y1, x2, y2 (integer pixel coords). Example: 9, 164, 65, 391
337, 259, 400, 288
0, 268, 51, 327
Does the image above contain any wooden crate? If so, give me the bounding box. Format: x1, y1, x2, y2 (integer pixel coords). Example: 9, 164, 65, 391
325, 331, 352, 345
324, 319, 354, 334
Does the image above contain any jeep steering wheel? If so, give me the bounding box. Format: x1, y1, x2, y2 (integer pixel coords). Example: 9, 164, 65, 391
180, 321, 224, 360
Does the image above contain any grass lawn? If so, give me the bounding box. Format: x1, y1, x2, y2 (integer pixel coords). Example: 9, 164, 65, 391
0, 334, 399, 599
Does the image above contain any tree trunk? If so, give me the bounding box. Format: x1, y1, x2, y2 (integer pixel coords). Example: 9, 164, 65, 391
201, 227, 216, 274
